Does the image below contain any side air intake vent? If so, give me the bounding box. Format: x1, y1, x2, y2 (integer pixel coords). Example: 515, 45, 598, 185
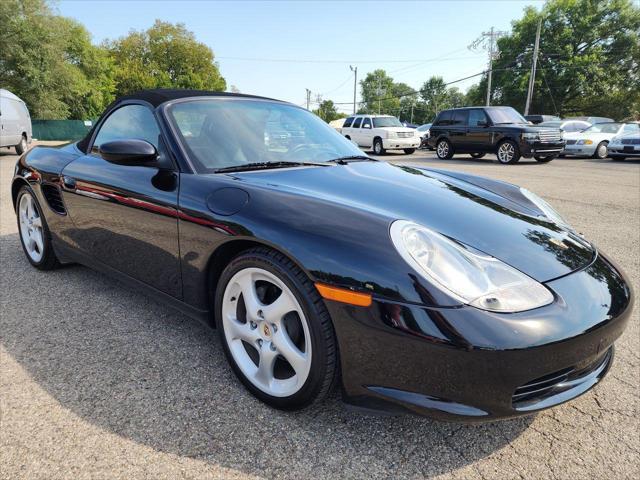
41, 184, 67, 215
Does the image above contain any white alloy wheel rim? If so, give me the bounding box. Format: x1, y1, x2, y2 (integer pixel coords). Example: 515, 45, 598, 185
18, 193, 44, 262
598, 144, 607, 158
437, 141, 449, 157
222, 267, 312, 397
498, 142, 515, 163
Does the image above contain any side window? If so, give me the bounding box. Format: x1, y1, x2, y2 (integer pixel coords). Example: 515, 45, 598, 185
362, 117, 372, 129
352, 117, 363, 129
468, 109, 488, 127
93, 104, 160, 152
435, 111, 452, 126
451, 110, 468, 126
343, 117, 354, 128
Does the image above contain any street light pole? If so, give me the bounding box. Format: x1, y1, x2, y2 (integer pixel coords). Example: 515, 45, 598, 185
349, 65, 357, 115
524, 18, 542, 116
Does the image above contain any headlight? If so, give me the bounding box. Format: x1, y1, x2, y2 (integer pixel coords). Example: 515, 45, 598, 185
577, 139, 593, 145
387, 131, 397, 139
390, 220, 554, 313
522, 132, 538, 141
520, 187, 572, 230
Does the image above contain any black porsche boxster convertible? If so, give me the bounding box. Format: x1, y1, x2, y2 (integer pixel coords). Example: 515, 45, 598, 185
12, 89, 633, 421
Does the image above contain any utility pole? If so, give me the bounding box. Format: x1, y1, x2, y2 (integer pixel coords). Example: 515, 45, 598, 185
349, 65, 357, 115
524, 18, 542, 116
469, 27, 507, 106
305, 88, 311, 110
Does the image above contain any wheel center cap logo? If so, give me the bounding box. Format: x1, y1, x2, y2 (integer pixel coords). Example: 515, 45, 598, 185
262, 323, 271, 337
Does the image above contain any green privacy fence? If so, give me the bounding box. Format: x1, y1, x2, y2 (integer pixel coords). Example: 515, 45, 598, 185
32, 120, 94, 141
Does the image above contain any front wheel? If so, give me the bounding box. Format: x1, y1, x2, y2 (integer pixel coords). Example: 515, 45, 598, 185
470, 152, 485, 159
373, 138, 385, 155
215, 248, 338, 410
403, 148, 416, 155
534, 154, 555, 163
593, 141, 608, 159
436, 139, 454, 159
496, 140, 521, 164
16, 185, 61, 270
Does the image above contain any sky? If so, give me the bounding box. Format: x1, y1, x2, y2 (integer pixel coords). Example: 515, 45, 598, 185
57, 0, 545, 113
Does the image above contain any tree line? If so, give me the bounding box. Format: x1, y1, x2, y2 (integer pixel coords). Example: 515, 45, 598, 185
0, 0, 226, 119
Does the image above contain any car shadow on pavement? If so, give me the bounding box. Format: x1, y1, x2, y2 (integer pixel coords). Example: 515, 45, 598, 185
1, 232, 533, 478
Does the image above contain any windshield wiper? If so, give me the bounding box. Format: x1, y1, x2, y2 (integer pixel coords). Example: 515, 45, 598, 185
214, 161, 326, 173
327, 155, 374, 165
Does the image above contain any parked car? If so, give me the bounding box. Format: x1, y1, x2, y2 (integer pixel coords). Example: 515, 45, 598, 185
538, 119, 591, 133
604, 123, 640, 160
524, 114, 560, 124
416, 123, 432, 149
11, 89, 632, 421
427, 106, 565, 164
341, 114, 419, 154
563, 122, 640, 159
0, 89, 32, 154
564, 116, 614, 124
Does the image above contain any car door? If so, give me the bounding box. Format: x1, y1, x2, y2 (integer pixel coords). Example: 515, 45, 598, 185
60, 102, 182, 298
449, 109, 470, 151
466, 109, 492, 151
361, 116, 373, 147
351, 116, 364, 145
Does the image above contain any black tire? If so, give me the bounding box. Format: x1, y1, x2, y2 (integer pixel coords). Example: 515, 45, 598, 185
496, 139, 521, 164
373, 138, 385, 155
470, 152, 485, 159
15, 185, 61, 270
534, 154, 555, 163
593, 141, 608, 159
436, 138, 454, 159
558, 154, 566, 158
403, 148, 416, 154
215, 247, 338, 410
15, 135, 27, 155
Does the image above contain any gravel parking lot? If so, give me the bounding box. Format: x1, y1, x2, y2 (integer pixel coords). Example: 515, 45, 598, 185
1, 144, 638, 479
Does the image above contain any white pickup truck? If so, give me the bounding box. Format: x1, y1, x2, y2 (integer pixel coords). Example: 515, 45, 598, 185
340, 114, 419, 155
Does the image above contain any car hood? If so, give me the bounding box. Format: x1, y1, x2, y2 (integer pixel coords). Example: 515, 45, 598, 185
564, 131, 616, 141
378, 126, 416, 133
231, 162, 595, 282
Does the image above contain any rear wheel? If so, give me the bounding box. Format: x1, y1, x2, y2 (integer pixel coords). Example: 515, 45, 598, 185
496, 140, 521, 164
593, 141, 608, 159
373, 138, 385, 155
15, 135, 27, 155
403, 148, 415, 154
436, 139, 454, 159
470, 152, 485, 159
16, 185, 61, 270
534, 154, 555, 163
215, 247, 338, 410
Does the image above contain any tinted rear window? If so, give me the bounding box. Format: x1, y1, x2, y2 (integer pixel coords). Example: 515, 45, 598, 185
451, 110, 468, 126
343, 117, 354, 128
434, 111, 452, 126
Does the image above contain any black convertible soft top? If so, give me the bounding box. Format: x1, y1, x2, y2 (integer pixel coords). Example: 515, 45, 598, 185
77, 88, 281, 152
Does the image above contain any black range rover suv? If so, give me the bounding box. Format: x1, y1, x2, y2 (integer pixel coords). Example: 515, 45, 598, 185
427, 106, 565, 164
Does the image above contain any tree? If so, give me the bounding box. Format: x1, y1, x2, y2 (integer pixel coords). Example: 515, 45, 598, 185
359, 69, 401, 115
0, 0, 115, 119
107, 21, 226, 97
313, 100, 346, 122
417, 77, 467, 122
468, 0, 640, 118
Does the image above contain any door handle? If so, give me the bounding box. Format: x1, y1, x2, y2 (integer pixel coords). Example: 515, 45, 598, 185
62, 176, 76, 190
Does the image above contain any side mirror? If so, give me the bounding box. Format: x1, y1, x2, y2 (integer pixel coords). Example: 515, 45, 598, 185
363, 124, 371, 129
99, 139, 158, 166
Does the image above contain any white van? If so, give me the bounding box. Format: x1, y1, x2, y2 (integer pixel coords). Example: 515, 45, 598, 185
1, 89, 32, 154
340, 114, 419, 155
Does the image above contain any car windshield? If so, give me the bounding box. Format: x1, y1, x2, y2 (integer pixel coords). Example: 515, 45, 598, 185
582, 123, 622, 134
486, 107, 528, 125
372, 117, 403, 128
167, 99, 364, 173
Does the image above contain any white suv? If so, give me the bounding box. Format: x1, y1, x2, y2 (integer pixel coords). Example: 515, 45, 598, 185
340, 114, 419, 155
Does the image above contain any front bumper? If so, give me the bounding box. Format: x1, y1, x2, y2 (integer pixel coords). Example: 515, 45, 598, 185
383, 137, 420, 150
562, 143, 597, 156
326, 252, 632, 421
520, 140, 566, 157
608, 144, 640, 157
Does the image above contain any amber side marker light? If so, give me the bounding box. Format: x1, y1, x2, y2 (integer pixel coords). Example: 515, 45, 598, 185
315, 283, 372, 307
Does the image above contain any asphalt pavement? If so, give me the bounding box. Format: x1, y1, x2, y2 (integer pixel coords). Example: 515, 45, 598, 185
1, 145, 639, 479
